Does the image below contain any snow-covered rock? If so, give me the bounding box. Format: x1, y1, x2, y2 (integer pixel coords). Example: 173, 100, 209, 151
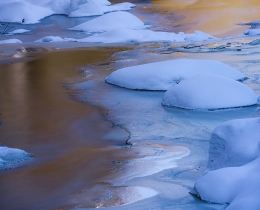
69, 11, 145, 32
105, 59, 246, 90
78, 28, 216, 43
193, 117, 260, 210
0, 145, 34, 170
244, 29, 260, 36
208, 117, 260, 170
0, 39, 22, 44
161, 74, 257, 110
35, 36, 64, 42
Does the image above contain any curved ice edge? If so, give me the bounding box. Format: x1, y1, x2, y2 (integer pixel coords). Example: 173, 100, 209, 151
0, 146, 34, 171
161, 103, 258, 111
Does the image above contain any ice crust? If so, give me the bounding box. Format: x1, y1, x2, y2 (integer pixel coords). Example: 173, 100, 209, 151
0, 146, 34, 170
193, 117, 260, 210
162, 74, 257, 110
106, 59, 246, 91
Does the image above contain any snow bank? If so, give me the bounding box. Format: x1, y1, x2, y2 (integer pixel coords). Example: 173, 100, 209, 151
161, 74, 257, 110
0, 39, 22, 44
77, 28, 216, 43
208, 117, 260, 170
105, 59, 246, 90
0, 145, 34, 170
69, 11, 145, 32
193, 117, 260, 210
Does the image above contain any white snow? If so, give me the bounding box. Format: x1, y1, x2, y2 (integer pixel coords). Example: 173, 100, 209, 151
244, 29, 260, 36
0, 145, 33, 170
77, 28, 216, 43
11, 29, 31, 34
105, 59, 246, 90
161, 74, 257, 110
193, 117, 260, 210
69, 11, 145, 32
0, 39, 22, 44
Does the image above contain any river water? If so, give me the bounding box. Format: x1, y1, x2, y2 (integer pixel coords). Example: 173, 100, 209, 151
1, 1, 260, 210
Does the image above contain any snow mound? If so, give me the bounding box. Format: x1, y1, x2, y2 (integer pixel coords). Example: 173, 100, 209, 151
105, 59, 246, 91
77, 28, 216, 43
0, 1, 53, 24
193, 117, 260, 210
244, 29, 260, 36
208, 117, 260, 170
0, 39, 22, 44
11, 29, 31, 34
35, 36, 64, 42
69, 11, 145, 32
161, 74, 257, 110
0, 145, 34, 170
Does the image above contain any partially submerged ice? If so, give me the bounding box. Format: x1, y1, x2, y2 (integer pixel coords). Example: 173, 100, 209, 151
0, 145, 34, 170
106, 59, 246, 91
192, 117, 260, 210
161, 74, 257, 110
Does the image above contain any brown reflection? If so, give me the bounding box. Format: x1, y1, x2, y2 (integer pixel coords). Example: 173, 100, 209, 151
152, 0, 260, 37
0, 47, 134, 210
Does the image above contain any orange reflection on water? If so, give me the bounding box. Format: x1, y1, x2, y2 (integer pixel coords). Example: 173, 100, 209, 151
152, 0, 260, 37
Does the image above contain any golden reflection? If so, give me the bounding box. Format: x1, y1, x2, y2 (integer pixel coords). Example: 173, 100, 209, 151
152, 0, 260, 37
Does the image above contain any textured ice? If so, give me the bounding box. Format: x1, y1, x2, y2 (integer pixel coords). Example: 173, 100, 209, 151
106, 59, 246, 90
0, 145, 34, 170
162, 74, 257, 110
193, 117, 260, 210
69, 11, 145, 32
